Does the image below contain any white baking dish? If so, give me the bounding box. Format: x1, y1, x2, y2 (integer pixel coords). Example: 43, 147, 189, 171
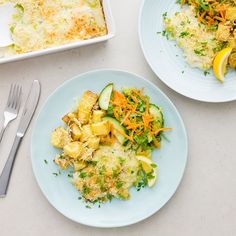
0, 0, 115, 64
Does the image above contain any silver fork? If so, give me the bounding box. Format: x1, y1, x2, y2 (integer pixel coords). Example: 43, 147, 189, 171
0, 84, 22, 143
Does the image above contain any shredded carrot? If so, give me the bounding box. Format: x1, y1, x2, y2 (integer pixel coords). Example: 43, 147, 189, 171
109, 87, 172, 149
154, 128, 172, 136
121, 111, 131, 125
112, 91, 127, 107
153, 140, 161, 149
183, 0, 229, 28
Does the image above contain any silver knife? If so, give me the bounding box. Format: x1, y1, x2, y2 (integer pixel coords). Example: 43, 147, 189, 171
0, 80, 40, 197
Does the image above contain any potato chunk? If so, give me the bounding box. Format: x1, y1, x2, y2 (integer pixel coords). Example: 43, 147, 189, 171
62, 112, 77, 126
81, 125, 93, 142
87, 137, 100, 149
226, 7, 236, 21
73, 161, 87, 171
91, 121, 110, 136
51, 127, 72, 148
70, 123, 82, 141
63, 142, 83, 159
216, 23, 231, 41
92, 110, 105, 123
78, 91, 98, 124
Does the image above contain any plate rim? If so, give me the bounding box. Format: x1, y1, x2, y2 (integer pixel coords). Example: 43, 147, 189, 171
30, 69, 188, 228
138, 0, 236, 103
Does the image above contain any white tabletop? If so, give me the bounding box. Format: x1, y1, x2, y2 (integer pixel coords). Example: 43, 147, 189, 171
0, 1, 236, 235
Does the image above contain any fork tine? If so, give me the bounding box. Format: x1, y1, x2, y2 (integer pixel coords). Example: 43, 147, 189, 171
11, 84, 17, 109
14, 84, 20, 110
15, 85, 20, 109
7, 84, 13, 107
16, 85, 22, 111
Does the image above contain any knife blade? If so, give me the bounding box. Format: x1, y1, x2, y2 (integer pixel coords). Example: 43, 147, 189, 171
0, 80, 41, 197
17, 80, 41, 137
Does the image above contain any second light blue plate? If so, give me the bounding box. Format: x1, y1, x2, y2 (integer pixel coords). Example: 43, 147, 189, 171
139, 0, 236, 102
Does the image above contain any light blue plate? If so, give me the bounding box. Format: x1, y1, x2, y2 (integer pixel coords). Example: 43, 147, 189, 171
139, 0, 236, 102
31, 70, 188, 228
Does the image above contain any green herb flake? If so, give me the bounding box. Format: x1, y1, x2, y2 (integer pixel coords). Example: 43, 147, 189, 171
194, 49, 206, 56
115, 181, 123, 189
44, 159, 48, 164
10, 26, 15, 33
162, 30, 171, 40
151, 163, 157, 168
136, 172, 148, 191
82, 186, 90, 195
15, 3, 24, 13
179, 31, 189, 38
162, 12, 167, 19
52, 171, 61, 177
107, 194, 113, 202
79, 172, 87, 178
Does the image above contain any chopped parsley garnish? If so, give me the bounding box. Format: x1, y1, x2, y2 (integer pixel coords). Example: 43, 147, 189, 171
44, 159, 48, 164
10, 26, 15, 33
15, 3, 24, 13
136, 172, 148, 191
85, 205, 91, 209
79, 172, 87, 178
52, 171, 61, 177
194, 49, 206, 56
107, 194, 113, 202
151, 163, 157, 168
162, 12, 167, 19
115, 181, 123, 189
213, 42, 227, 54
179, 31, 189, 38
204, 71, 210, 76
147, 172, 155, 180
162, 30, 171, 40
82, 186, 90, 195
118, 157, 125, 165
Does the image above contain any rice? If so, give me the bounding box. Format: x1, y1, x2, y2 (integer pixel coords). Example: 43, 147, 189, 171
164, 7, 224, 70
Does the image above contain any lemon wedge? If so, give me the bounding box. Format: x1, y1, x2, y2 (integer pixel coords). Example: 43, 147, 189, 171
136, 156, 157, 187
213, 47, 232, 82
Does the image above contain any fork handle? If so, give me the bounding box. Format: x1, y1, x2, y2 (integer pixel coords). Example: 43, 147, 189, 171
0, 135, 22, 197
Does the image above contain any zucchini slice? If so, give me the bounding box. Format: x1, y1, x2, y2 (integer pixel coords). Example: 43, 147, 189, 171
102, 116, 126, 144
149, 104, 164, 128
98, 83, 113, 110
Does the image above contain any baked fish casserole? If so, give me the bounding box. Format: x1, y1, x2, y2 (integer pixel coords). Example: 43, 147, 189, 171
50, 84, 171, 204
0, 0, 107, 55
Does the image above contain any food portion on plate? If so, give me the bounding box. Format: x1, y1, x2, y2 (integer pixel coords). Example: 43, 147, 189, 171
50, 84, 171, 204
163, 0, 236, 82
0, 0, 107, 56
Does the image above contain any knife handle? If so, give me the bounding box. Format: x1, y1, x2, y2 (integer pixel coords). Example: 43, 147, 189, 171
0, 135, 22, 197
